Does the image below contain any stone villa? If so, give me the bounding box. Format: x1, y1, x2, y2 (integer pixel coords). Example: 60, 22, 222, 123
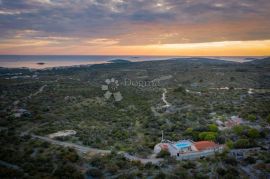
154, 139, 223, 160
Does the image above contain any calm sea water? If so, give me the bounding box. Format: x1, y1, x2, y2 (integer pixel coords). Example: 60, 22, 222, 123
0, 55, 264, 69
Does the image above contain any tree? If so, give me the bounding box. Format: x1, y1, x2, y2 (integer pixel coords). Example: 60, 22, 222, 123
247, 114, 256, 122
232, 125, 244, 135
208, 124, 218, 132
199, 132, 217, 141
54, 164, 83, 178
185, 127, 193, 134
173, 166, 188, 178
244, 156, 256, 164
216, 136, 225, 144
204, 133, 217, 141
86, 168, 103, 178
105, 164, 119, 174
157, 149, 170, 158
266, 114, 270, 124
173, 86, 186, 94
154, 172, 166, 179
183, 161, 196, 169
223, 167, 239, 178
64, 150, 79, 162
234, 139, 250, 149
226, 140, 234, 149
248, 128, 260, 138
224, 157, 238, 166
217, 167, 226, 176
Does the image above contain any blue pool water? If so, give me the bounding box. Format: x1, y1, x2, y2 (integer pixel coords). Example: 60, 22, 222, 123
174, 141, 192, 149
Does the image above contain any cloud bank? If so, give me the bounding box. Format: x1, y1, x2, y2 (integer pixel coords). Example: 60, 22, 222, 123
0, 0, 270, 55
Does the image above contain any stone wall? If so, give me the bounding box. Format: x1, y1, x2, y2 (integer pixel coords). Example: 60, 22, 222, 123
176, 146, 223, 160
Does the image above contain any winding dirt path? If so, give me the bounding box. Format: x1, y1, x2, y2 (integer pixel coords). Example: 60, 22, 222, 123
32, 135, 110, 154
162, 88, 171, 108
32, 134, 163, 164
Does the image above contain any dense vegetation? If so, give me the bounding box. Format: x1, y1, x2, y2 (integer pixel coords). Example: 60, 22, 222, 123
1, 58, 270, 178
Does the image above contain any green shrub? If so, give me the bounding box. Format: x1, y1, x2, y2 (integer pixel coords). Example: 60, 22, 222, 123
247, 114, 256, 122
234, 139, 251, 149
199, 132, 217, 141
86, 168, 103, 178
208, 124, 218, 132
266, 114, 270, 124
182, 161, 196, 169
248, 128, 260, 138
173, 87, 186, 94
226, 140, 234, 149
232, 125, 244, 135
244, 156, 256, 164
157, 149, 170, 158
224, 157, 238, 166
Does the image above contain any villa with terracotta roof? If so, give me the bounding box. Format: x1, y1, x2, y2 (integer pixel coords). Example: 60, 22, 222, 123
154, 139, 223, 160
194, 141, 218, 151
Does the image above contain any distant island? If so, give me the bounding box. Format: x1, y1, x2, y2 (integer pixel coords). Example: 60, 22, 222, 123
108, 59, 131, 63
36, 62, 46, 65
243, 57, 258, 61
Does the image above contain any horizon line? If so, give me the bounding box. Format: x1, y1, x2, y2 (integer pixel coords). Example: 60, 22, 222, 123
0, 54, 269, 57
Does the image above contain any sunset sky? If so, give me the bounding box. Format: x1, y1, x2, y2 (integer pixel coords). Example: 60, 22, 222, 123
0, 0, 270, 56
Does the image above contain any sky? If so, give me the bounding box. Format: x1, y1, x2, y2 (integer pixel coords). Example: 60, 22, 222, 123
0, 0, 270, 56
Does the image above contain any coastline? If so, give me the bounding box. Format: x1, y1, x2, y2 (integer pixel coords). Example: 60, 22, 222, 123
0, 56, 268, 70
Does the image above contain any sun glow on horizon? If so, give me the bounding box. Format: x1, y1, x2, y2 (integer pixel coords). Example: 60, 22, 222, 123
0, 38, 269, 56
136, 40, 270, 56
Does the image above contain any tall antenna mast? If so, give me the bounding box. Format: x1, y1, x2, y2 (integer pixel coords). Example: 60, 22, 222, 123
161, 130, 164, 142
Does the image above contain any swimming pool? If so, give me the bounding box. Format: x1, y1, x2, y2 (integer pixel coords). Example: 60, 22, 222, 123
174, 141, 192, 149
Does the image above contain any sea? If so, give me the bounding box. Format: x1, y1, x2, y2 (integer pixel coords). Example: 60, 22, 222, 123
0, 55, 266, 69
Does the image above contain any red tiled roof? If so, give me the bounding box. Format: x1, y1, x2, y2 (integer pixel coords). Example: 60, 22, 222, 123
161, 143, 169, 150
194, 141, 217, 151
